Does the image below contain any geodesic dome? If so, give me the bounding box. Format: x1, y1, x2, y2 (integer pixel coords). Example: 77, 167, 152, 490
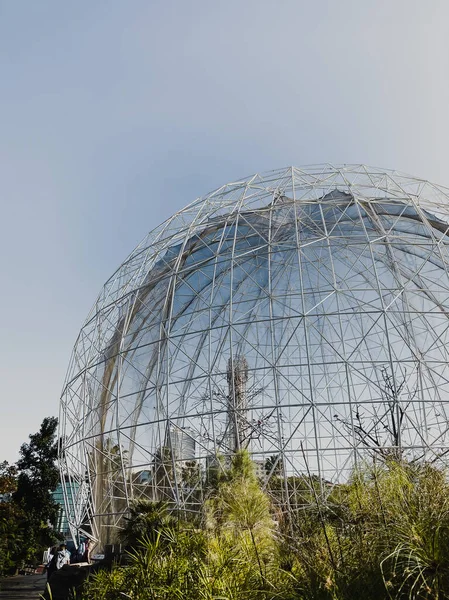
59, 164, 449, 544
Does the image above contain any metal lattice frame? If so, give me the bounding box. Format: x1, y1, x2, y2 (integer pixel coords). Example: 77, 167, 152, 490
59, 164, 449, 544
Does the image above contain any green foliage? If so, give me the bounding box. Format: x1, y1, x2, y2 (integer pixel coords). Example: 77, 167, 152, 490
0, 417, 60, 573
84, 529, 208, 600
283, 461, 449, 600
84, 457, 449, 600
0, 496, 25, 575
379, 463, 449, 599
0, 461, 17, 494
205, 450, 280, 594
0, 461, 22, 575
13, 416, 60, 562
118, 499, 177, 549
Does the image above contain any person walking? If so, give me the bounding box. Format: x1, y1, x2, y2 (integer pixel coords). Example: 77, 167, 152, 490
45, 546, 58, 581
56, 544, 70, 570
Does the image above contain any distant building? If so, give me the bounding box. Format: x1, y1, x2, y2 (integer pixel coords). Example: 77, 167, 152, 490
165, 426, 196, 461
52, 477, 80, 537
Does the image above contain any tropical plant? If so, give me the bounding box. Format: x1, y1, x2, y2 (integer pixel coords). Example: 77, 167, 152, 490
118, 499, 177, 549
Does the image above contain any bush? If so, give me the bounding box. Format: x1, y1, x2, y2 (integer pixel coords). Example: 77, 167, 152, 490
83, 457, 449, 600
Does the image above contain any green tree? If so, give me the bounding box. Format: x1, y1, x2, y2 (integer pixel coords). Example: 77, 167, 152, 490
13, 416, 60, 563
0, 460, 17, 495
205, 450, 278, 590
0, 461, 24, 575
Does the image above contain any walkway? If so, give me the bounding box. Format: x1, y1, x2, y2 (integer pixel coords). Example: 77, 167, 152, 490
0, 574, 47, 599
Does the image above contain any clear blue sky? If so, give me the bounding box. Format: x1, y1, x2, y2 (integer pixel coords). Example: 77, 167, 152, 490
1, 0, 449, 462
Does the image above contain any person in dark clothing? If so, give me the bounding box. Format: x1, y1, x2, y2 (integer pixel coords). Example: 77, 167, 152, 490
46, 543, 69, 581
56, 544, 70, 569
46, 546, 58, 581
